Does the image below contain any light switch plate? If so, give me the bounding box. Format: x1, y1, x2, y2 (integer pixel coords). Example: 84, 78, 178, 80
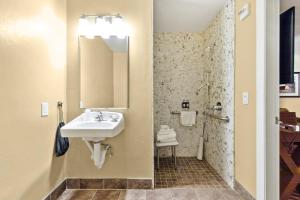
80, 101, 85, 109
41, 102, 49, 117
239, 3, 250, 21
242, 92, 249, 105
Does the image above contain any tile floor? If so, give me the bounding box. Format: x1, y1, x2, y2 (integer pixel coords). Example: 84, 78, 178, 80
57, 158, 243, 200
155, 157, 228, 188
57, 188, 243, 200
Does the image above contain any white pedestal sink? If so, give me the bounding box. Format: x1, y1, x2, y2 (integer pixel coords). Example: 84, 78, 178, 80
61, 110, 124, 168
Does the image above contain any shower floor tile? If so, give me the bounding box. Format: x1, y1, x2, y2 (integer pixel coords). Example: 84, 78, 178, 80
155, 157, 228, 189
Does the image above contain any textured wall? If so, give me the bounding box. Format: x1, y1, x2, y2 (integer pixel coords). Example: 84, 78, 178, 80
154, 32, 207, 157
153, 0, 235, 187
0, 0, 67, 199
66, 0, 153, 179
203, 0, 235, 187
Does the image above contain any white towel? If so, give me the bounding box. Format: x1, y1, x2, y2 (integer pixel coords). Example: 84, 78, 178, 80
180, 111, 196, 126
157, 130, 172, 135
160, 125, 170, 130
157, 128, 175, 135
157, 132, 176, 141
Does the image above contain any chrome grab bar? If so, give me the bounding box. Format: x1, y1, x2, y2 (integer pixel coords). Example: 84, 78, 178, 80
203, 111, 230, 123
171, 110, 199, 115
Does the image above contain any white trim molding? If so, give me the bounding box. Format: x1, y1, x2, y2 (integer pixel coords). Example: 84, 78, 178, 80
256, 0, 267, 199
256, 0, 280, 200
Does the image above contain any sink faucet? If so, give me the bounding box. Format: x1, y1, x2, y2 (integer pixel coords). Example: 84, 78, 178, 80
96, 112, 104, 121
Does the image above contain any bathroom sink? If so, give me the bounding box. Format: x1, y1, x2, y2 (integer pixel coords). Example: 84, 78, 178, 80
61, 111, 124, 138
61, 111, 124, 169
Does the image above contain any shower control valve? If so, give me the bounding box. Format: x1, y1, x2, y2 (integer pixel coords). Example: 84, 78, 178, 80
182, 100, 190, 109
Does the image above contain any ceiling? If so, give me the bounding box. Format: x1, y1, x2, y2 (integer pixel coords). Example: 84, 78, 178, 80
154, 0, 227, 32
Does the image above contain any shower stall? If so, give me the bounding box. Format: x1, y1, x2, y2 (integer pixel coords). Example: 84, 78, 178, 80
154, 0, 235, 188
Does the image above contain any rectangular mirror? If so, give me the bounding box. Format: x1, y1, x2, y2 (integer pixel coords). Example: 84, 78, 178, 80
79, 36, 129, 108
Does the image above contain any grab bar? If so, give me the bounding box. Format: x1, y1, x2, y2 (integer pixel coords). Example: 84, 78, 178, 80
171, 110, 199, 115
203, 111, 230, 123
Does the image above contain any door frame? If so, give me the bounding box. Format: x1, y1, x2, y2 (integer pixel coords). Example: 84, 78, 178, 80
256, 0, 280, 200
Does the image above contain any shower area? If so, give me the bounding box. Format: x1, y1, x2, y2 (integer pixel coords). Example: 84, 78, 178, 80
153, 0, 235, 188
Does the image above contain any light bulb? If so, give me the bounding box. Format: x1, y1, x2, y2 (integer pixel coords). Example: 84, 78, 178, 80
112, 16, 129, 39
78, 16, 96, 39
96, 17, 111, 39
78, 16, 88, 36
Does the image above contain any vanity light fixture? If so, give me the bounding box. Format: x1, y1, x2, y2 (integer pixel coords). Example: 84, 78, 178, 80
96, 17, 111, 39
79, 16, 96, 39
78, 15, 129, 39
111, 16, 127, 39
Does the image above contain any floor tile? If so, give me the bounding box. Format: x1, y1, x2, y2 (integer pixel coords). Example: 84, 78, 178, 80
171, 189, 198, 200
92, 190, 121, 200
56, 188, 243, 200
195, 188, 224, 200
80, 179, 103, 189
119, 190, 146, 200
146, 189, 173, 200
128, 179, 152, 189
221, 189, 244, 200
56, 190, 96, 200
51, 181, 67, 200
155, 157, 228, 189
67, 179, 80, 189
103, 179, 127, 189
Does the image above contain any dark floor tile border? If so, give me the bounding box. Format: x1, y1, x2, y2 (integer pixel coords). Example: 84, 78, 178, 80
66, 178, 153, 190
43, 180, 66, 200
234, 179, 256, 200
103, 178, 127, 189
128, 179, 152, 189
80, 179, 104, 189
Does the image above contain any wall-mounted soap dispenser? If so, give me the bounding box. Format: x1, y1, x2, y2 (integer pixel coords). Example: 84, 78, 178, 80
213, 102, 222, 111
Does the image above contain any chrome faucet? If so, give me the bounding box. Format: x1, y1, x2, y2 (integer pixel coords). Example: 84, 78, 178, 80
96, 112, 104, 121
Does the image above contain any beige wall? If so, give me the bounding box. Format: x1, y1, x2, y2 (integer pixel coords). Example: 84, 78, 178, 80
0, 0, 67, 199
280, 98, 300, 115
80, 37, 114, 108
235, 0, 257, 197
66, 0, 153, 179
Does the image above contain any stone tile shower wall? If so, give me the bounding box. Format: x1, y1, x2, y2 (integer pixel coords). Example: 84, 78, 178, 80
154, 0, 235, 187
202, 0, 235, 187
154, 32, 208, 157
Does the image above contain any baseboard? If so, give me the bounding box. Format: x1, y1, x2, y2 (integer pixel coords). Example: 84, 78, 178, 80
234, 179, 256, 200
42, 178, 153, 199
42, 179, 66, 200
66, 178, 153, 190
